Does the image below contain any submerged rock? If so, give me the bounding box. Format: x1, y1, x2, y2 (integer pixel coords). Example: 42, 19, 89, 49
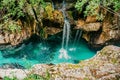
0, 63, 25, 69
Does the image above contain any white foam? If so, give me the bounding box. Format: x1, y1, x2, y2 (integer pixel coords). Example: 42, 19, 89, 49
59, 48, 71, 59
69, 48, 76, 51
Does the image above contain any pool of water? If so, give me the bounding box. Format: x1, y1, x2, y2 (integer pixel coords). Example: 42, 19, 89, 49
0, 39, 96, 68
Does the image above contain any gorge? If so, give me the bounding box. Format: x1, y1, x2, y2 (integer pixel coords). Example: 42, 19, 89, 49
0, 0, 120, 79
0, 0, 96, 68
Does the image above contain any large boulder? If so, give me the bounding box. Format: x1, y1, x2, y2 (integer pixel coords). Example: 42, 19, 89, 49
96, 30, 120, 44
86, 16, 97, 23
76, 19, 101, 31
0, 20, 32, 46
46, 27, 62, 35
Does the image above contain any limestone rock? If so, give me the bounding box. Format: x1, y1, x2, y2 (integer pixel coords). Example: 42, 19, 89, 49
93, 13, 120, 48
52, 10, 64, 24
0, 69, 29, 80
96, 30, 120, 44
0, 35, 5, 44
0, 20, 32, 46
83, 33, 90, 42
79, 12, 120, 49
77, 21, 101, 32
46, 27, 62, 35
86, 16, 97, 23
75, 19, 85, 30
0, 63, 25, 69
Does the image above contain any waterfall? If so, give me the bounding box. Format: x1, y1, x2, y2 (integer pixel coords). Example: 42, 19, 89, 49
73, 30, 80, 46
65, 19, 70, 49
62, 19, 71, 49
62, 20, 66, 48
59, 0, 71, 59
77, 30, 82, 43
73, 30, 83, 47
69, 30, 82, 51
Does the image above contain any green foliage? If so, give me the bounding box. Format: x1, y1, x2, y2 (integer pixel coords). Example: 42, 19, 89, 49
0, 0, 25, 19
84, 0, 100, 16
24, 71, 51, 80
45, 3, 54, 19
45, 70, 51, 80
102, 0, 120, 11
84, 77, 89, 80
24, 74, 46, 80
3, 76, 18, 80
3, 72, 51, 80
0, 0, 46, 33
40, 27, 48, 39
75, 0, 88, 12
29, 0, 46, 8
0, 0, 46, 19
8, 22, 21, 33
75, 0, 120, 20
111, 58, 117, 64
4, 19, 21, 33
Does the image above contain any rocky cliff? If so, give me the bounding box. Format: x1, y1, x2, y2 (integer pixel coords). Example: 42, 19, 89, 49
76, 11, 120, 49
0, 0, 120, 49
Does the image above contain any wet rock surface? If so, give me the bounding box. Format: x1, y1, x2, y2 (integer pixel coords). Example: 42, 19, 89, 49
0, 63, 25, 69
0, 45, 119, 80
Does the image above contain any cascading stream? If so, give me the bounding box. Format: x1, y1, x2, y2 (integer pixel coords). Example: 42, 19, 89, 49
62, 21, 66, 48
65, 19, 70, 49
62, 19, 71, 49
73, 30, 83, 47
73, 30, 80, 47
77, 30, 82, 43
59, 0, 71, 59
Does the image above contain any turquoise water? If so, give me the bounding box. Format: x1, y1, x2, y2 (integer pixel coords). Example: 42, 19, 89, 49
0, 39, 96, 68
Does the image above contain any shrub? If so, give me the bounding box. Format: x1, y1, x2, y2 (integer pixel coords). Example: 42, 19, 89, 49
75, 0, 120, 20
0, 0, 46, 19
3, 76, 18, 80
